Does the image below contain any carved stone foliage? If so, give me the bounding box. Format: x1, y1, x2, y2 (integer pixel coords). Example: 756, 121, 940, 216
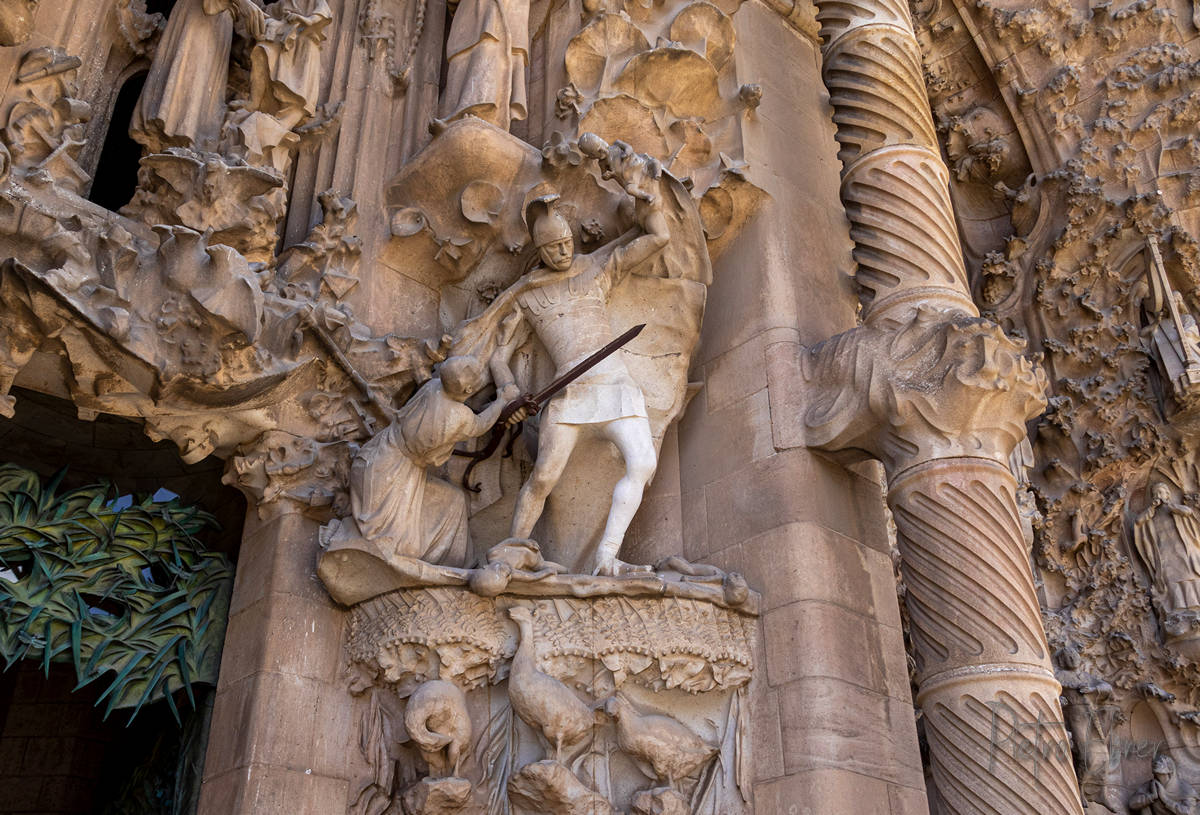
276, 189, 363, 302
345, 587, 754, 815
122, 151, 285, 264
533, 0, 765, 257
912, 0, 1200, 809
800, 305, 1047, 472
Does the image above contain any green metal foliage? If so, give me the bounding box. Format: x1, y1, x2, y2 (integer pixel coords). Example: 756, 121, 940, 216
0, 464, 234, 722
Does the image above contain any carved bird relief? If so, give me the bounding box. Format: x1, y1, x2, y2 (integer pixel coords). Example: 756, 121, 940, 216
603, 693, 717, 787
506, 605, 595, 762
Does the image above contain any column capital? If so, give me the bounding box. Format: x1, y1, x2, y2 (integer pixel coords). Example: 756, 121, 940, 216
802, 305, 1048, 474
223, 430, 355, 522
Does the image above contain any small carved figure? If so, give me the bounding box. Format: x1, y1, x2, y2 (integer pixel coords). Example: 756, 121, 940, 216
480, 182, 670, 575
246, 0, 333, 131
602, 693, 717, 787
506, 606, 595, 762
483, 537, 566, 577
323, 355, 520, 569
1141, 236, 1200, 405
130, 0, 266, 153
439, 0, 529, 131
1150, 292, 1200, 403
1054, 644, 1121, 811
404, 679, 473, 778
1130, 755, 1199, 815
1132, 483, 1200, 615
2, 48, 91, 192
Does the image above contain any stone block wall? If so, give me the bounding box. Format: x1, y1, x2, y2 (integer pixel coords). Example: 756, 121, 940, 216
197, 512, 353, 815
668, 3, 929, 811
0, 663, 116, 814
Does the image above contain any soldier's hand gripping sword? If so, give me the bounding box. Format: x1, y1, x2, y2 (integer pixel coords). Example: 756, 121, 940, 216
455, 324, 645, 493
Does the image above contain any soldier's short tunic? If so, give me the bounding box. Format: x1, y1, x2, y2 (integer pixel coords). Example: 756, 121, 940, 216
515, 247, 647, 426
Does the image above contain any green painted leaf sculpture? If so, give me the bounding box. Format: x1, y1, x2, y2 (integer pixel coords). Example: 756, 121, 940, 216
0, 464, 233, 722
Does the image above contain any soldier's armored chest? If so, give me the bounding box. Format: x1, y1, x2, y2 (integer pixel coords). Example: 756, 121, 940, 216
517, 270, 597, 317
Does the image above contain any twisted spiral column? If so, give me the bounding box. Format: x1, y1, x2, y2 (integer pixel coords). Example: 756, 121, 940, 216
889, 458, 1082, 815
799, 315, 1080, 814
815, 0, 975, 323
799, 0, 1083, 809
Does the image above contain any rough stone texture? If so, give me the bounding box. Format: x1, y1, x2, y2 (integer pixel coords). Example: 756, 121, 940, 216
17, 0, 1200, 812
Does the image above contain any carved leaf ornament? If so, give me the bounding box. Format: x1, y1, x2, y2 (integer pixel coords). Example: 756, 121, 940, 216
0, 465, 232, 721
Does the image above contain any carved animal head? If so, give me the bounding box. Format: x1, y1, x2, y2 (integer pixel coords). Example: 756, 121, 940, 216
602, 693, 632, 719
507, 605, 534, 626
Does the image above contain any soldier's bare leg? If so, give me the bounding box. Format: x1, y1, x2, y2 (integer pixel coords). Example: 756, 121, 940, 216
594, 416, 657, 576
510, 420, 580, 540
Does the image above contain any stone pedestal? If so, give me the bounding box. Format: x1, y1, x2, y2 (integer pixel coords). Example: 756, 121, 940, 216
343, 585, 756, 814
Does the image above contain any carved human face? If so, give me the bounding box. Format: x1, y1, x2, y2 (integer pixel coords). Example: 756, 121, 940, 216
539, 237, 574, 272
1154, 754, 1174, 779
439, 355, 484, 402
1153, 483, 1172, 503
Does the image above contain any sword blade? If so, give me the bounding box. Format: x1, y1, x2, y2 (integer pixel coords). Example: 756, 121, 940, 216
532, 323, 645, 405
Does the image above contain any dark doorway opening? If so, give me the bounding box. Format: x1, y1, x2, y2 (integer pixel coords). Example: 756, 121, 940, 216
144, 0, 178, 16
0, 389, 244, 814
87, 72, 146, 213
0, 662, 213, 815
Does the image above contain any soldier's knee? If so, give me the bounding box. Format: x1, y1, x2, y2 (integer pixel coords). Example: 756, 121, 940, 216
527, 466, 561, 495
626, 453, 656, 486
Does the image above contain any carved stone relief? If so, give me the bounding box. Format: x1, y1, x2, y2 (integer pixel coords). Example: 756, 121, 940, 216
10, 0, 1200, 811
380, 120, 712, 575
121, 0, 335, 262
344, 588, 753, 814
911, 0, 1200, 810
0, 5, 765, 810
0, 47, 91, 194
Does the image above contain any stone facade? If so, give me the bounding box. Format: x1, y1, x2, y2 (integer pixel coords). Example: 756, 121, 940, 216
5, 0, 1200, 814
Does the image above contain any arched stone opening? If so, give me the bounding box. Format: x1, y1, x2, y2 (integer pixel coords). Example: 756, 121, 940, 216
0, 387, 244, 815
85, 70, 147, 213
